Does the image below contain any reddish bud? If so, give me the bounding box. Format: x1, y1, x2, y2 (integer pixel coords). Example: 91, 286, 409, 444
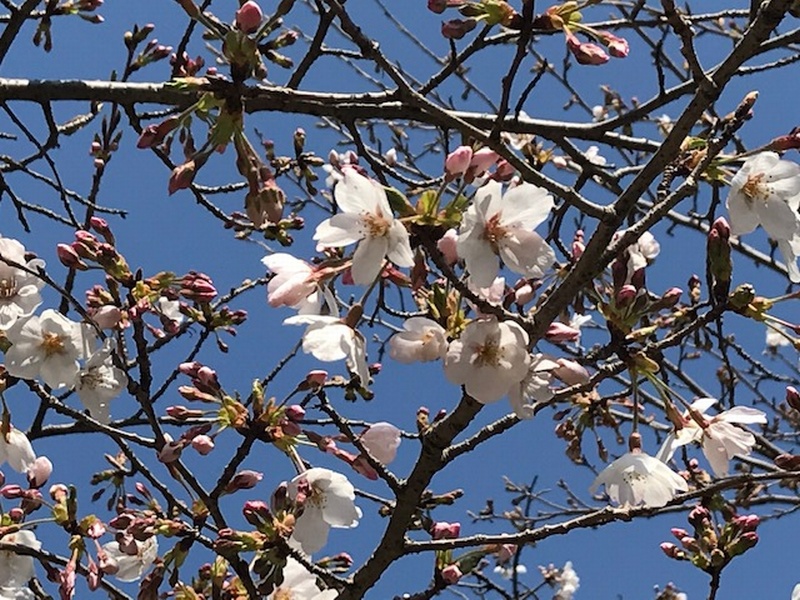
566, 32, 609, 65
235, 1, 263, 34
444, 146, 473, 179
168, 160, 196, 195
598, 31, 629, 58
441, 18, 477, 39
56, 244, 89, 271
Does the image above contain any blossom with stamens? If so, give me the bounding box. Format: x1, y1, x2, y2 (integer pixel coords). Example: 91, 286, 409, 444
508, 354, 558, 419
591, 449, 687, 507
444, 317, 530, 404
267, 558, 338, 600
287, 468, 361, 554
456, 181, 555, 287
726, 152, 800, 281
75, 340, 128, 424
284, 312, 369, 385
102, 536, 158, 582
0, 236, 44, 331
4, 309, 84, 389
0, 529, 40, 596
656, 397, 767, 477
314, 167, 414, 285
388, 317, 447, 364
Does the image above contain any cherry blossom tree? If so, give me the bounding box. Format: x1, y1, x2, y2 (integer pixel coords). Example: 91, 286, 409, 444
1, 1, 800, 599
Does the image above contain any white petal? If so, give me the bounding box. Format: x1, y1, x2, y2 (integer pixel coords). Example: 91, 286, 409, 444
351, 236, 389, 286
726, 191, 760, 236
314, 213, 365, 247
500, 183, 553, 229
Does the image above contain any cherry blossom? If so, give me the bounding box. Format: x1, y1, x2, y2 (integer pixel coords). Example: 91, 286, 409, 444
590, 449, 688, 507
508, 354, 559, 419
268, 558, 338, 600
75, 340, 128, 424
314, 167, 414, 286
444, 317, 530, 404
262, 253, 335, 314
0, 428, 36, 473
388, 317, 447, 364
4, 309, 84, 389
287, 468, 361, 554
456, 180, 555, 287
0, 529, 40, 599
726, 152, 800, 281
102, 536, 158, 582
0, 236, 44, 331
359, 422, 401, 464
656, 397, 767, 477
793, 583, 800, 600
554, 561, 580, 600
284, 314, 369, 385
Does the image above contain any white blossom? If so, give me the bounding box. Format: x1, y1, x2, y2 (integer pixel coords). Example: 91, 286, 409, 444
0, 529, 40, 600
314, 167, 414, 286
457, 180, 555, 287
284, 314, 369, 385
656, 397, 767, 477
590, 450, 688, 507
268, 558, 338, 600
0, 236, 44, 331
493, 564, 527, 579
102, 536, 158, 582
765, 324, 791, 351
388, 317, 447, 364
726, 152, 800, 281
0, 428, 35, 473
792, 583, 800, 600
155, 297, 183, 325
75, 340, 128, 424
4, 309, 84, 389
287, 468, 361, 555
359, 422, 401, 464
554, 561, 580, 600
262, 253, 335, 315
508, 354, 558, 419
444, 317, 530, 404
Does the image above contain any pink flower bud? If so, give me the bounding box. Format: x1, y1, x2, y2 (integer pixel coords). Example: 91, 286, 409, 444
545, 322, 581, 342
441, 564, 463, 584
598, 31, 629, 58
552, 358, 590, 385
235, 1, 263, 34
788, 386, 800, 411
168, 160, 196, 195
616, 284, 637, 306
437, 228, 459, 265
305, 369, 328, 389
7, 508, 23, 522
431, 521, 461, 539
566, 32, 610, 65
49, 484, 68, 501
0, 484, 24, 499
56, 244, 89, 271
226, 470, 263, 493
428, 0, 447, 13
285, 405, 306, 422
27, 456, 53, 489
469, 147, 499, 176
359, 422, 401, 464
441, 18, 477, 40
90, 305, 122, 329
514, 282, 535, 307
493, 159, 516, 181
444, 146, 473, 179
671, 527, 689, 540
157, 439, 184, 463
191, 435, 215, 455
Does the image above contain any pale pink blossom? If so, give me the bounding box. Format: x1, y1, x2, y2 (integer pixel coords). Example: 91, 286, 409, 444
552, 358, 590, 386
554, 561, 580, 599
287, 468, 361, 554
0, 236, 44, 331
4, 310, 84, 389
314, 167, 414, 285
726, 152, 800, 281
508, 354, 558, 419
389, 317, 447, 364
656, 397, 767, 477
284, 314, 369, 385
235, 1, 263, 33
75, 339, 127, 423
591, 449, 687, 507
26, 457, 52, 488
445, 146, 473, 179
267, 558, 338, 600
444, 317, 530, 404
101, 537, 158, 582
0, 529, 40, 595
457, 181, 554, 287
0, 428, 36, 473
359, 422, 401, 464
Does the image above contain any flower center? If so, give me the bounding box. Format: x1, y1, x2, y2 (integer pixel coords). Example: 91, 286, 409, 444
621, 468, 647, 485
0, 276, 17, 299
472, 338, 502, 368
481, 213, 507, 252
308, 484, 327, 510
741, 173, 768, 203
40, 332, 66, 356
362, 209, 391, 238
